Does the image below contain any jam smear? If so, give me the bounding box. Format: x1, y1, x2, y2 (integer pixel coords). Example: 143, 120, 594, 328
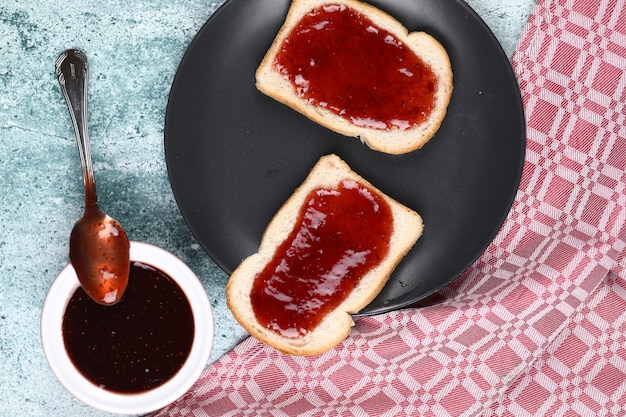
62, 261, 194, 393
251, 179, 393, 338
275, 4, 438, 130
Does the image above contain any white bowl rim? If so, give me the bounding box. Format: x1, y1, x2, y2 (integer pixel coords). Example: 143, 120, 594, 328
41, 241, 214, 415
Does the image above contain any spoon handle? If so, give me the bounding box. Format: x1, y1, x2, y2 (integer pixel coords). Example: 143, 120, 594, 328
56, 49, 97, 206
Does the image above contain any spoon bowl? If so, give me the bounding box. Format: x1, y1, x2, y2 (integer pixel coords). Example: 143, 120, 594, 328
69, 205, 130, 305
56, 49, 130, 305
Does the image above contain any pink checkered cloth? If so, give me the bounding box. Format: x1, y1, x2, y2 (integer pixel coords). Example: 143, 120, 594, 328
153, 0, 626, 415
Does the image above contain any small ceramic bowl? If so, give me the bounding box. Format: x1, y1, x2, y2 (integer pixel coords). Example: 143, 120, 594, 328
41, 241, 214, 415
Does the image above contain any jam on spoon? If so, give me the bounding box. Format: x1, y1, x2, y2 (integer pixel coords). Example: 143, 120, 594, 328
56, 49, 130, 305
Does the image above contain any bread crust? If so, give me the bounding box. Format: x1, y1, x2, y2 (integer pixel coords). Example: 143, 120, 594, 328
226, 154, 423, 355
256, 0, 453, 154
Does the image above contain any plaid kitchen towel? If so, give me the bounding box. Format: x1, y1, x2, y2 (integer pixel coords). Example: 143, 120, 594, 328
153, 0, 626, 415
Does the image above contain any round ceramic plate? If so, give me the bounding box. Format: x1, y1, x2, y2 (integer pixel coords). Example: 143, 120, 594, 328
164, 0, 525, 315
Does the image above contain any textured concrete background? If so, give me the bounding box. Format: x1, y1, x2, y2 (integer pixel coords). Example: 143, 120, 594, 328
0, 0, 534, 415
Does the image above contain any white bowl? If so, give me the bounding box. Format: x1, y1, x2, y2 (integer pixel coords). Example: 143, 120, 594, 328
41, 241, 214, 415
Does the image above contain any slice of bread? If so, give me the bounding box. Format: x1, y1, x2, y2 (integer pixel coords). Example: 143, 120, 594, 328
226, 154, 423, 355
256, 0, 453, 154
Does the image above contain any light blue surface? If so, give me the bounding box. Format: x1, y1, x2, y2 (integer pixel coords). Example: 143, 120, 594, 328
0, 0, 535, 415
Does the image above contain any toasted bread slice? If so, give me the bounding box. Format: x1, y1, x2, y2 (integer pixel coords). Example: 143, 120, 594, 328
256, 0, 453, 154
226, 154, 423, 355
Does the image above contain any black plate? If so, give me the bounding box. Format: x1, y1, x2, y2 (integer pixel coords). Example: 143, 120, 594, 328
165, 0, 525, 315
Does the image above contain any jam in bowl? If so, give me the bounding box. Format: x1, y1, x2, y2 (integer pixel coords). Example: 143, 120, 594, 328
41, 241, 214, 415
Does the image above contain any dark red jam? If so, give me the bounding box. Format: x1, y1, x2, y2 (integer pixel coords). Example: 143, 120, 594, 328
62, 261, 194, 393
274, 4, 438, 130
251, 179, 393, 338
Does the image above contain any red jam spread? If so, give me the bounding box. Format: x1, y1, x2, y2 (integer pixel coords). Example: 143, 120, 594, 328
251, 179, 393, 338
63, 262, 194, 393
274, 4, 438, 130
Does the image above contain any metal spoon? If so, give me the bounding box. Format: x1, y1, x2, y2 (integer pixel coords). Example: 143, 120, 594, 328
56, 49, 130, 305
